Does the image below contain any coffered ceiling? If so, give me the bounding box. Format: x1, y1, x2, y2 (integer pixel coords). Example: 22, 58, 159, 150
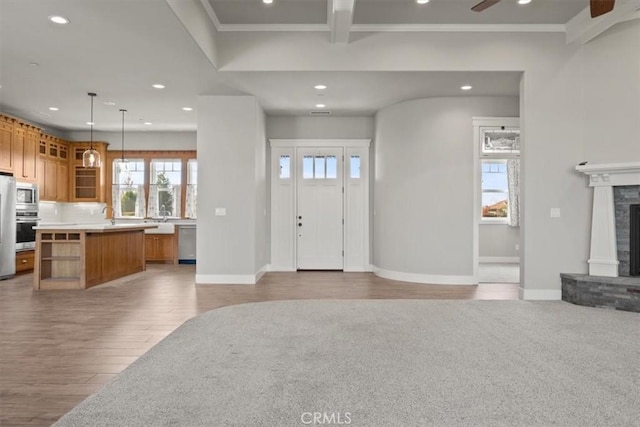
0, 0, 636, 133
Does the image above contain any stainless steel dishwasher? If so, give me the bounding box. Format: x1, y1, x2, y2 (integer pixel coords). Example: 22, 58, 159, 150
178, 225, 196, 264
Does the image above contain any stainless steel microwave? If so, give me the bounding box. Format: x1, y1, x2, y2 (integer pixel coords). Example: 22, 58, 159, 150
16, 182, 38, 211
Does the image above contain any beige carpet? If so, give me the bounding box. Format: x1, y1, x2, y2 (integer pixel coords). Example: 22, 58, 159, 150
54, 300, 640, 426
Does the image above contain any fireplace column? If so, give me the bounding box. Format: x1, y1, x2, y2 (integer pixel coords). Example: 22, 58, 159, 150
577, 162, 640, 277
588, 185, 618, 276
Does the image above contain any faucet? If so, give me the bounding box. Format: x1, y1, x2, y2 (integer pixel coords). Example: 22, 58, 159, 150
102, 206, 116, 225
160, 204, 168, 222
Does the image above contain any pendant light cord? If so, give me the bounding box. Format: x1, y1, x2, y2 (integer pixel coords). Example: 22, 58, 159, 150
88, 92, 96, 151
120, 109, 127, 162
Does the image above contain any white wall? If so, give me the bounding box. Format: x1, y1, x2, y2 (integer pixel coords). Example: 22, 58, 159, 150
374, 97, 519, 283
255, 106, 268, 274
266, 116, 375, 139
581, 20, 640, 162
65, 131, 196, 151
196, 95, 266, 283
479, 225, 520, 259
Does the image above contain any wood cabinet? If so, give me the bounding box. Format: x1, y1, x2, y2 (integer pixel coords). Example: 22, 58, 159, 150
145, 234, 177, 263
38, 135, 70, 202
34, 227, 147, 290
12, 122, 39, 182
69, 142, 108, 202
0, 116, 14, 172
16, 250, 35, 273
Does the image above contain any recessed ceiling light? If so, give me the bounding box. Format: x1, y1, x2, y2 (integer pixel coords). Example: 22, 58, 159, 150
48, 15, 69, 24
152, 84, 165, 89
182, 107, 193, 111
518, 0, 532, 4
144, 122, 152, 125
314, 84, 327, 90
461, 85, 473, 90
103, 101, 116, 106
48, 107, 59, 111
315, 104, 326, 108
86, 121, 94, 125
416, 0, 430, 4
263, 0, 274, 4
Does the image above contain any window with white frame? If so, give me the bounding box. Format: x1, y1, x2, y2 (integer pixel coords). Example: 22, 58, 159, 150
481, 159, 509, 222
185, 159, 197, 219
112, 159, 145, 218
149, 159, 182, 218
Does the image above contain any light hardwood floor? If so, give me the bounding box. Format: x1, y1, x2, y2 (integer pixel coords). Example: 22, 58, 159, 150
0, 265, 518, 426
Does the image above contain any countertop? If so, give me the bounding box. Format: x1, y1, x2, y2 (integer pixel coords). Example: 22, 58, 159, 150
34, 223, 158, 232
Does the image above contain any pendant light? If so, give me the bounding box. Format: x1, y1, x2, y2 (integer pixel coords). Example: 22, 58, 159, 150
119, 108, 128, 173
82, 92, 102, 168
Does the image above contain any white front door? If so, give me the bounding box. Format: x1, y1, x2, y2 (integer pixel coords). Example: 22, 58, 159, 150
296, 147, 343, 270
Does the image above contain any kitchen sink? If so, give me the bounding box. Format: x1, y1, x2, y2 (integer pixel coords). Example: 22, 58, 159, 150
144, 223, 175, 234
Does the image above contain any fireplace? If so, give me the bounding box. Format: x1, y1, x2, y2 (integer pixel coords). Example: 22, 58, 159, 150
563, 164, 640, 313
631, 204, 640, 276
576, 163, 640, 277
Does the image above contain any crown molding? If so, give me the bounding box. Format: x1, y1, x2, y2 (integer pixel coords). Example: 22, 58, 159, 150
213, 22, 565, 33
217, 23, 330, 32
199, 0, 221, 30
350, 23, 566, 33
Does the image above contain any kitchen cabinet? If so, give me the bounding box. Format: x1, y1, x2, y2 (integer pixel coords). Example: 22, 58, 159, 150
38, 135, 70, 202
16, 250, 35, 273
0, 116, 14, 172
145, 234, 177, 263
33, 225, 153, 290
13, 122, 39, 183
69, 142, 108, 202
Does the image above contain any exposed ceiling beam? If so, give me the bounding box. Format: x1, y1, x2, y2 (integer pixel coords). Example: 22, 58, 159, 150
329, 0, 355, 44
566, 0, 640, 45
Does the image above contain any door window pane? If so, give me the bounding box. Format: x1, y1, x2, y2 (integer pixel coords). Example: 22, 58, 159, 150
350, 155, 360, 179
314, 156, 326, 179
303, 156, 314, 179
279, 155, 291, 179
326, 156, 337, 179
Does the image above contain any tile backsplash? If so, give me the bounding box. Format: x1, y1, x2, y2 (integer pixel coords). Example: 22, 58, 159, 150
39, 201, 107, 224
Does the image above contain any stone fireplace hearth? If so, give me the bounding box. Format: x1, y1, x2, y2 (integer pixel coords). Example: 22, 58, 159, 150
561, 163, 640, 313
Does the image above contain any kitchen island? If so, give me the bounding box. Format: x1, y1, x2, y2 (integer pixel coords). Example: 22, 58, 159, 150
33, 223, 157, 290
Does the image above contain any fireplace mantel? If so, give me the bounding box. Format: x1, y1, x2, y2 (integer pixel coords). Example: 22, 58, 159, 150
577, 162, 640, 277
576, 162, 640, 187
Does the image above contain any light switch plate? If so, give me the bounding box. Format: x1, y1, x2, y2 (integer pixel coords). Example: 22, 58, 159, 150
215, 208, 226, 216
550, 208, 561, 218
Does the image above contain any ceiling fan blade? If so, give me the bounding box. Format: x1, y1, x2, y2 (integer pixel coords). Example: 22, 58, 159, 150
590, 0, 615, 17
471, 0, 501, 12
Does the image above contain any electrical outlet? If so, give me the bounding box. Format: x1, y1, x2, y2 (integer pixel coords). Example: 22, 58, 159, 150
215, 208, 226, 216
515, 244, 519, 251
550, 208, 561, 218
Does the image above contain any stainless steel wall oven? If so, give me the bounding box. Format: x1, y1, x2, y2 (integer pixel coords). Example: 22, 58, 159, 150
16, 182, 39, 251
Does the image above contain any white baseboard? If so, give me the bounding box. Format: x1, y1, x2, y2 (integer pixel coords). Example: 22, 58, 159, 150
196, 274, 257, 285
519, 288, 562, 300
479, 256, 520, 264
268, 266, 297, 272
373, 266, 476, 285
255, 265, 268, 282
